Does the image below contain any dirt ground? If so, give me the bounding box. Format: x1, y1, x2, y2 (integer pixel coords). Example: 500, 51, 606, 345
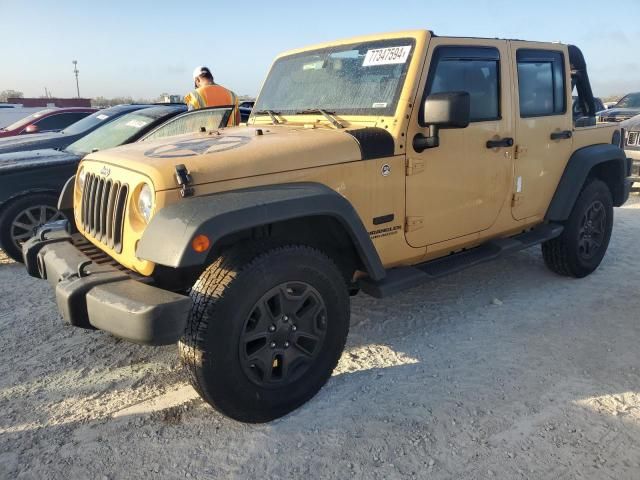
1, 199, 640, 480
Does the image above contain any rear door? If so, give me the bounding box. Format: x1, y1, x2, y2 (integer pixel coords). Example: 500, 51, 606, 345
405, 39, 514, 247
510, 42, 573, 220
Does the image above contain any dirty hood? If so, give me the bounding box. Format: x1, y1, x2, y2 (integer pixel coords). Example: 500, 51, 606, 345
81, 125, 373, 191
0, 148, 81, 173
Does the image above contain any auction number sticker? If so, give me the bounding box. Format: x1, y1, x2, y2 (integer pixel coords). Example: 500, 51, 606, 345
126, 120, 147, 128
363, 46, 411, 66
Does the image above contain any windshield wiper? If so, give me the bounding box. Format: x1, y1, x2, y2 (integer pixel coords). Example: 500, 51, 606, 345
295, 109, 344, 129
254, 109, 282, 125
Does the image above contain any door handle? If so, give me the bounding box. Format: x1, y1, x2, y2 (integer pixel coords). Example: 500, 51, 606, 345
486, 137, 514, 149
550, 130, 572, 140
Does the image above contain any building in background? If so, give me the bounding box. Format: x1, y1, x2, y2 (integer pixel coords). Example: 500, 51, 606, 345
7, 97, 91, 108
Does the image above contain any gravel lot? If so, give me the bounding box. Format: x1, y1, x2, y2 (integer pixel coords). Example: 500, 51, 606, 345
2, 198, 640, 480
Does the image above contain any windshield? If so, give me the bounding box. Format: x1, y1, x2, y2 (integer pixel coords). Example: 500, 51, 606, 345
66, 111, 154, 155
615, 93, 640, 109
61, 109, 118, 135
253, 38, 415, 116
2, 109, 58, 131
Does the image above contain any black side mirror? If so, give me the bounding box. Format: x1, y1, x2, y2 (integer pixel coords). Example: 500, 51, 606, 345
413, 92, 470, 152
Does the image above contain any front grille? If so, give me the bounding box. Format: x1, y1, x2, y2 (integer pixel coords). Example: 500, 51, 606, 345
627, 131, 639, 147
80, 173, 128, 253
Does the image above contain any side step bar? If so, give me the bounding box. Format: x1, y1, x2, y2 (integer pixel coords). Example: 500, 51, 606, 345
359, 223, 563, 298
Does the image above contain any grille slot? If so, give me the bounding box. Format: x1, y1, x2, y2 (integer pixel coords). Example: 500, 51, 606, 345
81, 173, 128, 253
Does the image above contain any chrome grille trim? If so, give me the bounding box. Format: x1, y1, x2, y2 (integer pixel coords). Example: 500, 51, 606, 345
627, 131, 639, 147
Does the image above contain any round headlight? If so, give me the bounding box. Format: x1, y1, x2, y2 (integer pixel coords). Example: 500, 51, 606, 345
137, 184, 154, 223
77, 166, 86, 192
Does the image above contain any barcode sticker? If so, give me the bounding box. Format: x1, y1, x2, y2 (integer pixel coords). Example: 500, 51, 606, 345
363, 46, 411, 66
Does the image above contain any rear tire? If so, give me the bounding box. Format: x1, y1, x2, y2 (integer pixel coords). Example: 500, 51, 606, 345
542, 179, 613, 278
0, 194, 67, 263
179, 244, 350, 423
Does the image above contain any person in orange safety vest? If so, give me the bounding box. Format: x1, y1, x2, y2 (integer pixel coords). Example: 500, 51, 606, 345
184, 66, 241, 126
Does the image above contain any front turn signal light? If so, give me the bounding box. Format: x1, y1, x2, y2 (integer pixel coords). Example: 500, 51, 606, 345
192, 234, 210, 253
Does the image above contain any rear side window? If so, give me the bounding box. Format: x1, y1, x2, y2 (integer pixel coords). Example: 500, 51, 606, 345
517, 49, 566, 117
33, 112, 90, 131
423, 46, 501, 123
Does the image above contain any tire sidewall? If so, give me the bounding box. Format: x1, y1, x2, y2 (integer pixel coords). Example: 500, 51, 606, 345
193, 247, 349, 421
564, 180, 613, 277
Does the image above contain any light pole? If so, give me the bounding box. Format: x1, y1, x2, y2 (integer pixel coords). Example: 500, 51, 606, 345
72, 60, 80, 98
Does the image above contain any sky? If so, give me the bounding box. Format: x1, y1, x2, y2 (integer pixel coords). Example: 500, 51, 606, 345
1, 0, 638, 100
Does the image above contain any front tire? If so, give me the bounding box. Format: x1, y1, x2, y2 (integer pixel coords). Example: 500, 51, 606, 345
0, 194, 67, 263
542, 179, 613, 278
179, 245, 350, 423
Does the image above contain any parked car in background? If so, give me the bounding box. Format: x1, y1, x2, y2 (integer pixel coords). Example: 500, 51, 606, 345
0, 107, 96, 138
0, 104, 152, 154
0, 105, 233, 262
622, 114, 640, 191
597, 92, 640, 122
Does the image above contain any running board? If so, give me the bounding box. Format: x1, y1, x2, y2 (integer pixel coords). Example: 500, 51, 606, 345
359, 223, 563, 298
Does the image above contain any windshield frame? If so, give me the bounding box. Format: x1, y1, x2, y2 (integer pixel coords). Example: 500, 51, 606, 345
253, 37, 417, 118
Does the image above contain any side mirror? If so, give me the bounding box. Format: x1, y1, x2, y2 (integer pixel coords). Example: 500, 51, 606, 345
413, 92, 470, 152
24, 124, 39, 134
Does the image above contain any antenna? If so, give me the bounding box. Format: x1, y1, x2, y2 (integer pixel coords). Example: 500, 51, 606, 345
72, 60, 80, 98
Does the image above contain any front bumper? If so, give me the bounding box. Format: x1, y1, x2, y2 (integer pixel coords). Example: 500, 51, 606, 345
23, 221, 191, 345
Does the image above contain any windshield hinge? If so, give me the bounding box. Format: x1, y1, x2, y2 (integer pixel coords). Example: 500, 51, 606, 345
405, 158, 424, 176
405, 216, 424, 232
175, 164, 194, 198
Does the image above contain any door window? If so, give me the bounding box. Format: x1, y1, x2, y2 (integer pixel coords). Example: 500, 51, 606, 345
422, 46, 500, 123
516, 50, 566, 117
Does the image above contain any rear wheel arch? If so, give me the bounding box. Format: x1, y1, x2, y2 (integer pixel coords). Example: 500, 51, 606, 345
546, 144, 628, 222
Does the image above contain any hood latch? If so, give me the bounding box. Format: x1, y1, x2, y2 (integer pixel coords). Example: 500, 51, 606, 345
175, 164, 194, 198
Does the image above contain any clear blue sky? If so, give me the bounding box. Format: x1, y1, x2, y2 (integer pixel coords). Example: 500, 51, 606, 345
1, 0, 638, 99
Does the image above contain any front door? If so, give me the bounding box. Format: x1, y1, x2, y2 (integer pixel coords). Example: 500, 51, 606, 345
405, 39, 514, 248
509, 42, 574, 220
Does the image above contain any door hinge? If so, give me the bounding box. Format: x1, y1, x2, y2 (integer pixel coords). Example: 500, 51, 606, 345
514, 145, 528, 160
512, 193, 524, 207
405, 158, 425, 176
405, 216, 424, 232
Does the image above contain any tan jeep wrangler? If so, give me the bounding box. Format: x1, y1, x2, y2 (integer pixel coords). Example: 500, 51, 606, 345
24, 30, 631, 422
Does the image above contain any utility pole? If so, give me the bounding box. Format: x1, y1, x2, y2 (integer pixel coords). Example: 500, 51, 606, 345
72, 60, 80, 98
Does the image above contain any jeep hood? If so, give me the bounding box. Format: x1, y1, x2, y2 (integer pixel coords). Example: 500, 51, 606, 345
81, 125, 389, 191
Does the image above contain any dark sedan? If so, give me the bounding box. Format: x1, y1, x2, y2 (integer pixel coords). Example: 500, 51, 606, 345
0, 105, 234, 262
0, 104, 153, 154
597, 92, 640, 123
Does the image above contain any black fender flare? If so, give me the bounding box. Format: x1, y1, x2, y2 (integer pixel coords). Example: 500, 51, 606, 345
136, 182, 386, 281
546, 144, 629, 221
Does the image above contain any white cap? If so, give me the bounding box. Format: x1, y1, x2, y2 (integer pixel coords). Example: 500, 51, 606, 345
193, 66, 212, 80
